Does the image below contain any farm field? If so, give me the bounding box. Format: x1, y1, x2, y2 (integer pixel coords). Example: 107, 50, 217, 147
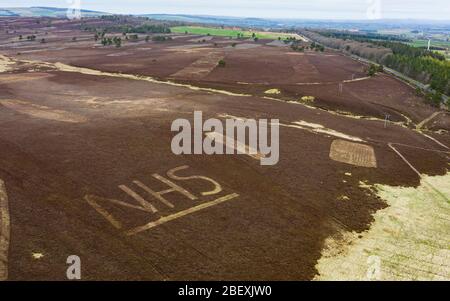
0, 16, 449, 281
171, 25, 302, 40
408, 39, 450, 49
407, 40, 450, 60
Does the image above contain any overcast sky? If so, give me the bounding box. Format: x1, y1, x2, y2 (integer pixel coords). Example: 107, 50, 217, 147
1, 0, 449, 20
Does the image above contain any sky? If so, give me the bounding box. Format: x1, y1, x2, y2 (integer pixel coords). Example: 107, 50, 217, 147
1, 0, 449, 20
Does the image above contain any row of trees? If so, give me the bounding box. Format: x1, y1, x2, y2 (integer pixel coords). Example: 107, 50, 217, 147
118, 24, 171, 34
302, 30, 450, 98
98, 33, 172, 47
310, 42, 325, 52
94, 30, 107, 41
101, 36, 122, 47
383, 54, 449, 95
415, 87, 445, 108
367, 64, 383, 76
235, 32, 259, 42
373, 41, 446, 61
302, 31, 393, 62
85, 23, 171, 35
149, 35, 172, 42
19, 35, 37, 41
290, 40, 323, 52
317, 30, 410, 43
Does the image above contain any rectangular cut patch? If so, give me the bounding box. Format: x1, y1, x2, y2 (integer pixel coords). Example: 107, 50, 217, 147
329, 139, 377, 168
171, 52, 224, 79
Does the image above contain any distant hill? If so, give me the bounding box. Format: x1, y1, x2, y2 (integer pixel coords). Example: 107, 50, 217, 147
0, 7, 108, 18
141, 14, 282, 28
0, 8, 448, 32
141, 14, 450, 30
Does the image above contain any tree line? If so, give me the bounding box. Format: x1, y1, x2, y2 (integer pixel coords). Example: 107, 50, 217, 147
302, 30, 450, 104
115, 24, 171, 34
316, 30, 411, 43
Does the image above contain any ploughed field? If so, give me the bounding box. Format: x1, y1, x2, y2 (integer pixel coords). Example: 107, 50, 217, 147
0, 17, 449, 280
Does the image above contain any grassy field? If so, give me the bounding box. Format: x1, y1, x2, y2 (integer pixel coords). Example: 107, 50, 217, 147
171, 26, 299, 40
407, 40, 450, 59
408, 39, 450, 49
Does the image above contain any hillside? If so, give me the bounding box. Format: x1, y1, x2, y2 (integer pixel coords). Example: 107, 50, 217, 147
0, 6, 108, 17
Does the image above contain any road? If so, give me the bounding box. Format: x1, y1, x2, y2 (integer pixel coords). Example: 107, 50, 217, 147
349, 55, 449, 105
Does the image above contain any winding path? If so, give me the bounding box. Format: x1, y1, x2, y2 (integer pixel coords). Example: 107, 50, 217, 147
416, 111, 446, 130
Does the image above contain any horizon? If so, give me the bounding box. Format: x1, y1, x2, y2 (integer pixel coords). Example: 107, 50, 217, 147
1, 0, 449, 21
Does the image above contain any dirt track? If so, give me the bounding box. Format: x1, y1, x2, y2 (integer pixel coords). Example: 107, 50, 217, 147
0, 17, 449, 280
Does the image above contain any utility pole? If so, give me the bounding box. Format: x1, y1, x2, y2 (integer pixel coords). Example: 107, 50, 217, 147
384, 114, 390, 128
